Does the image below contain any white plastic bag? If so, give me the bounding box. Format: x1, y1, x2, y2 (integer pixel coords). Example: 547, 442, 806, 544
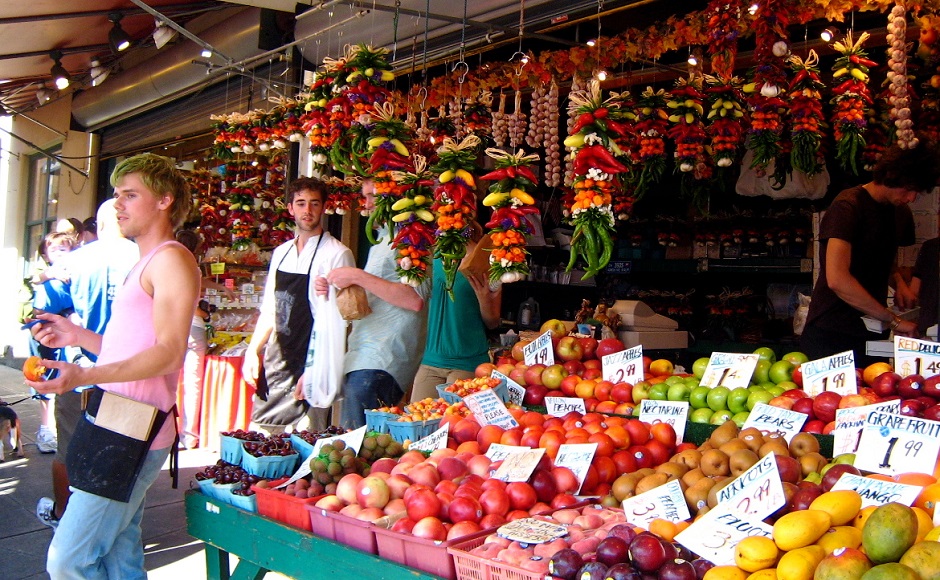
302, 285, 347, 407
735, 150, 829, 200
793, 293, 811, 336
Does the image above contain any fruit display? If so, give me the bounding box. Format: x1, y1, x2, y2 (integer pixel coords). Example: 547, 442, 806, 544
308, 440, 370, 492
242, 433, 297, 458
195, 460, 263, 497
443, 376, 502, 398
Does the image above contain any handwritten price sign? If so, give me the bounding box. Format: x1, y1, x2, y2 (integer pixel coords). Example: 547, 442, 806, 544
832, 399, 901, 456
713, 453, 786, 520
700, 353, 760, 390
409, 423, 449, 452
492, 448, 546, 482
741, 403, 808, 443
675, 504, 774, 566
830, 473, 922, 508
622, 480, 690, 529
894, 336, 940, 378
523, 331, 554, 366
491, 370, 525, 406
553, 443, 597, 494
464, 389, 519, 429
497, 518, 568, 544
602, 345, 644, 384
853, 411, 940, 476
485, 443, 530, 461
638, 400, 689, 444
545, 397, 587, 417
801, 350, 857, 397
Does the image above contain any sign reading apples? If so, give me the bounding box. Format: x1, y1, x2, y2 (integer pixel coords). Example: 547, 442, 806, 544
602, 345, 643, 384
894, 335, 940, 378
700, 352, 760, 390
524, 331, 554, 366
801, 350, 857, 397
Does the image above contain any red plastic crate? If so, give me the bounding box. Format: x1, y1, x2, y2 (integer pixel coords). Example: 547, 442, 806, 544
448, 534, 543, 580
251, 478, 322, 531
304, 505, 378, 554
372, 526, 491, 580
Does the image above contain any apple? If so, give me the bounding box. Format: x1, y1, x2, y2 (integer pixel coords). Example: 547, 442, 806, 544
782, 351, 810, 366
689, 386, 711, 409
791, 397, 815, 419
578, 337, 599, 360
496, 362, 516, 376
706, 386, 730, 412
508, 367, 528, 387
560, 375, 581, 397
802, 420, 826, 434
667, 382, 692, 402
790, 365, 803, 387
632, 381, 652, 404
596, 338, 626, 360
768, 360, 795, 384
746, 389, 774, 411
524, 364, 547, 387
611, 382, 634, 403
899, 398, 925, 417
523, 384, 548, 406
540, 319, 568, 339
751, 360, 772, 385
753, 347, 777, 364
897, 374, 926, 399
788, 485, 823, 511
582, 368, 602, 380
562, 360, 584, 376
689, 407, 714, 423
923, 403, 940, 421
774, 455, 802, 484
475, 362, 496, 378
727, 387, 750, 414
511, 339, 532, 362
541, 364, 568, 389
691, 357, 710, 379
821, 464, 861, 492
556, 336, 584, 362
812, 391, 842, 424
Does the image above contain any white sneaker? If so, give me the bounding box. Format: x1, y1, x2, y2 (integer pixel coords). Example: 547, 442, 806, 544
36, 497, 60, 529
36, 426, 57, 454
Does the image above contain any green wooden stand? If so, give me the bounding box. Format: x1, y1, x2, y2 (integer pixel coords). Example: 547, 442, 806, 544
185, 491, 441, 580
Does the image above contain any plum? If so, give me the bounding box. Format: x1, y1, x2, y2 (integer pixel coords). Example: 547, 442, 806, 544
629, 534, 668, 573
577, 561, 609, 580
658, 559, 697, 580
548, 548, 584, 580
596, 537, 630, 566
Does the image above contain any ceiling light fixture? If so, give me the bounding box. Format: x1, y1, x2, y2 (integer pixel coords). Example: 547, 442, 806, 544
748, 3, 760, 15
586, 38, 596, 47
89, 59, 109, 87
49, 50, 70, 90
108, 13, 131, 53
820, 28, 836, 42
36, 88, 54, 105
201, 48, 213, 58
153, 20, 177, 49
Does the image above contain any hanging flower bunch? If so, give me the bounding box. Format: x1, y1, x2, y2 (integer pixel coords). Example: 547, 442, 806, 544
704, 75, 747, 169
365, 101, 414, 244
430, 135, 481, 296
630, 87, 670, 199
389, 156, 437, 287
667, 77, 710, 177
830, 31, 874, 175
887, 3, 918, 149
565, 81, 628, 280
787, 51, 827, 176
481, 148, 541, 284
705, 0, 748, 78
744, 1, 790, 173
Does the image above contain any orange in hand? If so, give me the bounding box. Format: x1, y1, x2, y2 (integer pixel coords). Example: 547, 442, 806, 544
23, 356, 45, 381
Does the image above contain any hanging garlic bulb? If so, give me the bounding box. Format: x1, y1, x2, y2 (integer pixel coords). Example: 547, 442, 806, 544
492, 92, 509, 147
508, 89, 528, 148
887, 2, 918, 149
546, 81, 562, 187
563, 76, 584, 187
525, 84, 546, 148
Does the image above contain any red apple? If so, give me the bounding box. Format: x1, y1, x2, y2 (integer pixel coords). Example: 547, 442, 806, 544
791, 365, 804, 387
524, 364, 547, 387
390, 517, 416, 533
871, 372, 901, 398
582, 368, 602, 380
923, 403, 940, 421
899, 398, 925, 417
781, 389, 809, 400
447, 521, 482, 541
508, 367, 528, 387
774, 455, 802, 484
791, 397, 816, 419
812, 391, 843, 424
577, 337, 599, 360
802, 419, 826, 434
596, 338, 626, 360
923, 375, 940, 400
523, 384, 548, 406
563, 360, 585, 376
898, 374, 926, 399
821, 464, 861, 491
556, 336, 584, 362
511, 340, 531, 362
611, 382, 634, 404
788, 484, 823, 511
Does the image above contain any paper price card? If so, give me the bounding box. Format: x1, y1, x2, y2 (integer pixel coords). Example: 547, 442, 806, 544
830, 473, 922, 508
544, 397, 587, 417
497, 518, 568, 544
700, 352, 760, 390
622, 480, 691, 530
523, 331, 555, 366
553, 443, 598, 494
278, 460, 312, 489
801, 350, 858, 397
639, 400, 689, 444
492, 448, 546, 482
491, 370, 525, 406
311, 426, 367, 457
674, 503, 774, 566
713, 452, 786, 520
209, 262, 226, 275
832, 400, 901, 456
894, 335, 940, 378
741, 403, 808, 443
852, 411, 940, 476
485, 443, 530, 461
409, 423, 450, 452
464, 389, 519, 429
602, 345, 644, 384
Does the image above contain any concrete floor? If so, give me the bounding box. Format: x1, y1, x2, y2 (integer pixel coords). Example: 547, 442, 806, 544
0, 361, 288, 579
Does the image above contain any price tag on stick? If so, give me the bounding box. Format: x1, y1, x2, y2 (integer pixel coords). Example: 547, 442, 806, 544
553, 443, 597, 494
638, 400, 689, 444
852, 411, 940, 476
801, 350, 857, 397
603, 345, 644, 384
894, 335, 940, 378
674, 503, 774, 566
523, 331, 555, 366
832, 400, 901, 456
700, 353, 760, 390
741, 403, 808, 443
544, 397, 587, 417
622, 480, 691, 529
492, 370, 525, 406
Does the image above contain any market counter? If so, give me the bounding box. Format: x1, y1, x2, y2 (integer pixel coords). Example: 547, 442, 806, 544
185, 491, 440, 580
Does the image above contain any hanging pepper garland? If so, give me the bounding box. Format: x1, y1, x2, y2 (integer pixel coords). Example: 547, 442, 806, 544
629, 87, 670, 199
481, 148, 542, 284
301, 74, 337, 171
667, 77, 710, 177
430, 135, 480, 297
389, 156, 437, 287
787, 51, 828, 175
831, 31, 874, 175
365, 101, 414, 244
705, 0, 748, 78
744, 1, 790, 175
704, 75, 747, 169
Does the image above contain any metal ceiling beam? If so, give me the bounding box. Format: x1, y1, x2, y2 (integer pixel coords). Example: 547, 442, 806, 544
0, 125, 88, 177
0, 44, 110, 62
0, 2, 222, 25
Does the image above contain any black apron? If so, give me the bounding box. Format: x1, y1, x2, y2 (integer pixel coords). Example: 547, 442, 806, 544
252, 235, 323, 426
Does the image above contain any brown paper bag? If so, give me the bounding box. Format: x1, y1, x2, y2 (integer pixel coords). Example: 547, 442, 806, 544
336, 284, 372, 320
458, 235, 494, 282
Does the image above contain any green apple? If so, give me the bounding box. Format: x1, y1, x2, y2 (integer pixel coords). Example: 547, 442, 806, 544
804, 472, 822, 484
692, 357, 710, 379
689, 386, 711, 409
727, 387, 751, 414
710, 409, 734, 425
833, 453, 856, 465
632, 381, 651, 404
690, 407, 714, 424
751, 360, 772, 385
667, 382, 692, 402
753, 347, 777, 364
731, 411, 751, 428
768, 360, 795, 384
783, 351, 810, 366
664, 375, 686, 387
758, 381, 777, 391
764, 384, 785, 397
746, 389, 774, 410
775, 380, 799, 392
649, 382, 670, 401
706, 386, 731, 412
684, 376, 701, 388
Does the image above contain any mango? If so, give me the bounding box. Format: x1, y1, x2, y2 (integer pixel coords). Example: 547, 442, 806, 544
859, 562, 919, 580
735, 536, 779, 572
704, 566, 749, 580
773, 510, 832, 551
809, 491, 862, 526
813, 547, 872, 580
912, 506, 934, 542
925, 524, 940, 542
775, 545, 825, 580
852, 506, 876, 531
746, 570, 778, 580
899, 541, 940, 580
861, 503, 918, 564
814, 526, 863, 555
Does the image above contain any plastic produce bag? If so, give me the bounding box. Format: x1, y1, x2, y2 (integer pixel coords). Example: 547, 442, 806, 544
793, 293, 811, 336
302, 285, 347, 407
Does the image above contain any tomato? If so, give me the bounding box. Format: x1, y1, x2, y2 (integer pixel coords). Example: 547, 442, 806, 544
23, 355, 45, 381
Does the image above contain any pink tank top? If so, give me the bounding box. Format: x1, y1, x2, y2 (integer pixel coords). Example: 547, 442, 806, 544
97, 241, 184, 449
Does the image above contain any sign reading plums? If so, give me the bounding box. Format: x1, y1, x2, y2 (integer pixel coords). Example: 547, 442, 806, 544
832, 399, 901, 456
491, 369, 525, 406
853, 411, 940, 476
714, 452, 786, 520
492, 447, 545, 482
553, 443, 597, 494
741, 403, 807, 443
638, 399, 689, 443
523, 330, 554, 366
602, 345, 644, 384
894, 335, 940, 378
409, 423, 449, 452
675, 503, 774, 566
464, 389, 519, 429
801, 350, 857, 397
621, 480, 690, 529
830, 473, 922, 508
544, 396, 587, 417
700, 352, 760, 390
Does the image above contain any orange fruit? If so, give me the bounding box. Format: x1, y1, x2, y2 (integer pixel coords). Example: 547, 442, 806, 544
22, 355, 45, 381
862, 362, 894, 386
649, 518, 680, 542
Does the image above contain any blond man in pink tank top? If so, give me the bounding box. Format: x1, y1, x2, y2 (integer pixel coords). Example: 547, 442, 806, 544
26, 153, 200, 580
